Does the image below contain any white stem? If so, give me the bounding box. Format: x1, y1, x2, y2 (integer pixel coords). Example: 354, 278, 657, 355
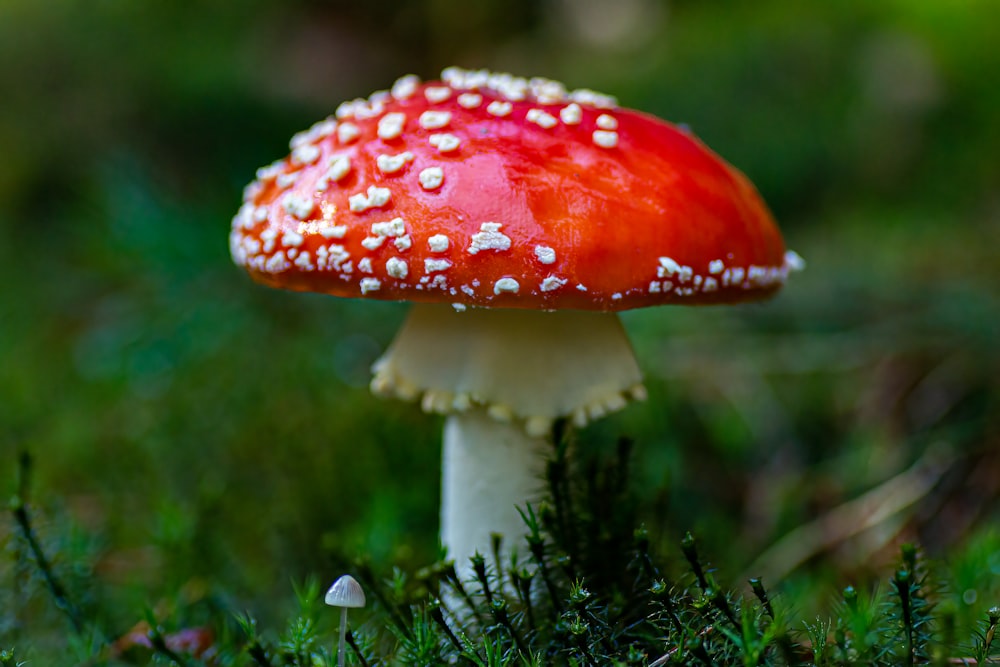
441, 410, 548, 577
371, 304, 647, 580
338, 607, 347, 667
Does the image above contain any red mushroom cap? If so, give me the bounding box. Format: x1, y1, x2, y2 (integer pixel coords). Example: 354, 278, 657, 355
231, 68, 794, 311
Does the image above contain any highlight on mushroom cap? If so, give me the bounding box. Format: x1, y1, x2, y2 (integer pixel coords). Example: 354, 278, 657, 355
230, 67, 801, 313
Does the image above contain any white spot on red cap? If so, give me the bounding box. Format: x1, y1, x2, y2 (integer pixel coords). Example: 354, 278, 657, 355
378, 113, 406, 140
424, 258, 452, 273
242, 180, 262, 202
596, 114, 618, 130
294, 251, 314, 270
320, 224, 347, 239
530, 77, 568, 104
291, 143, 321, 166
368, 90, 390, 110
264, 251, 290, 273
457, 93, 482, 108
371, 217, 406, 237
386, 257, 409, 279
349, 186, 392, 212
360, 277, 381, 293
534, 246, 556, 264
391, 74, 420, 100
709, 259, 725, 274
424, 86, 452, 103
337, 122, 360, 144
290, 118, 336, 149
419, 167, 444, 190
260, 228, 278, 253
256, 160, 285, 182
486, 101, 512, 117
440, 66, 467, 87
468, 222, 511, 254
316, 155, 352, 191
320, 244, 351, 271
335, 100, 358, 119
570, 88, 618, 109
526, 108, 558, 129
350, 98, 381, 120
493, 277, 519, 294
282, 193, 314, 220
419, 111, 452, 130
232, 204, 253, 231
394, 234, 412, 251
281, 230, 304, 247
658, 257, 682, 277
429, 133, 461, 152
540, 276, 567, 292
592, 130, 618, 148
376, 151, 414, 174
276, 172, 299, 189
560, 103, 582, 125
428, 234, 449, 252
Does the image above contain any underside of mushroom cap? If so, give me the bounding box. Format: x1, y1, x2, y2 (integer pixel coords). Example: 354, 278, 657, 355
371, 304, 646, 436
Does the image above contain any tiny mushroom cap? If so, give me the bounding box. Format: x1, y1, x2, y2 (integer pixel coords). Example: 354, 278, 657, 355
325, 574, 366, 609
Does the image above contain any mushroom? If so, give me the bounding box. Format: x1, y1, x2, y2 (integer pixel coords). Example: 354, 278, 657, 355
325, 574, 366, 667
230, 67, 800, 575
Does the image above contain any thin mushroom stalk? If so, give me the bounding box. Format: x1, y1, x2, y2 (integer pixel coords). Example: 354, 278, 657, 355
338, 608, 348, 667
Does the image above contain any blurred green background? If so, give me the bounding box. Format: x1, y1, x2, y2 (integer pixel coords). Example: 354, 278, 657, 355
1, 0, 998, 654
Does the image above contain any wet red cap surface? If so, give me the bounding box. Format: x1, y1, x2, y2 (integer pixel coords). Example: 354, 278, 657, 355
231, 68, 795, 311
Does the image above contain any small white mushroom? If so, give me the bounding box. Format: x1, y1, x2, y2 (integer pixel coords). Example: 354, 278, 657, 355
325, 575, 366, 667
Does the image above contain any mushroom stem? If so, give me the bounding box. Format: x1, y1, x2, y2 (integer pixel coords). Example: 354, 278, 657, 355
338, 607, 347, 667
441, 410, 548, 573
372, 304, 647, 576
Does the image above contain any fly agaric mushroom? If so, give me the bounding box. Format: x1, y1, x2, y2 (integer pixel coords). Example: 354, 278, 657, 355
230, 67, 801, 574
